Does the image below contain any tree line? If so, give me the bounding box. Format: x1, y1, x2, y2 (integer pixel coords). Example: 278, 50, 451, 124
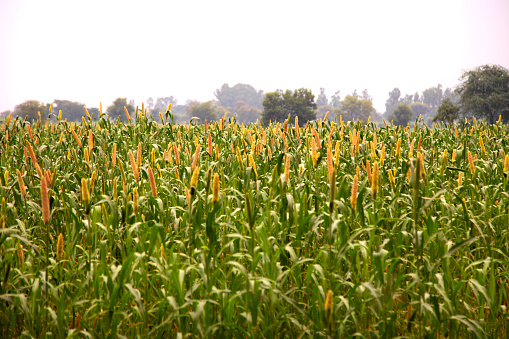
3, 64, 508, 126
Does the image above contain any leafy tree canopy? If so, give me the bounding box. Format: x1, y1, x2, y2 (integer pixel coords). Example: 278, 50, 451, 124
107, 98, 134, 122
433, 98, 460, 123
422, 84, 443, 109
188, 101, 218, 122
231, 100, 261, 124
316, 88, 328, 107
14, 100, 47, 122
410, 102, 430, 119
384, 88, 401, 117
261, 88, 317, 125
215, 83, 264, 110
390, 103, 414, 126
456, 64, 509, 124
337, 95, 375, 122
330, 90, 341, 109
53, 100, 90, 122
316, 105, 333, 120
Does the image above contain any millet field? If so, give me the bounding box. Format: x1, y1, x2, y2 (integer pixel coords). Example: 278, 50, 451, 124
1, 107, 509, 338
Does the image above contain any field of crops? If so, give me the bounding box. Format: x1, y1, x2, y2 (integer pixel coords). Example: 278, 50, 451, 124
1, 107, 508, 338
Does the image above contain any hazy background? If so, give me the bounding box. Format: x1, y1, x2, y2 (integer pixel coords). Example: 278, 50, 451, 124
1, 0, 508, 114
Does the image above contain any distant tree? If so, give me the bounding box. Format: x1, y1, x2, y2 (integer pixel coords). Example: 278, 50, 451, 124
456, 64, 509, 123
361, 89, 371, 101
351, 89, 359, 98
433, 98, 460, 123
389, 103, 414, 126
261, 88, 316, 125
53, 100, 88, 121
413, 92, 421, 103
338, 95, 375, 122
442, 88, 458, 104
316, 88, 328, 106
154, 96, 177, 109
410, 102, 430, 119
189, 101, 218, 122
401, 94, 414, 104
215, 83, 264, 109
0, 110, 11, 118
316, 105, 333, 120
146, 97, 154, 109
14, 100, 47, 122
331, 90, 341, 108
384, 88, 401, 117
232, 100, 261, 124
422, 84, 443, 109
107, 98, 134, 122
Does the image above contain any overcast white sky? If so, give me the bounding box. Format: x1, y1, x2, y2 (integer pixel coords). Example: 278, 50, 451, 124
1, 0, 508, 114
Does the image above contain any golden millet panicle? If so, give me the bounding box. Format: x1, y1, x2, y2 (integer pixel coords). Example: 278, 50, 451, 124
17, 169, 26, 198
351, 175, 358, 213
190, 167, 200, 196
81, 178, 90, 212
212, 173, 220, 205
325, 290, 333, 330
148, 166, 157, 198
371, 162, 379, 201
41, 177, 51, 225
129, 150, 140, 182
57, 233, 64, 260
17, 243, 25, 267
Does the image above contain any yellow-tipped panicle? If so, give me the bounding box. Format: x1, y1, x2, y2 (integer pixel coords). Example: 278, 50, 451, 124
112, 143, 117, 168
82, 178, 90, 212
148, 166, 157, 197
124, 106, 131, 121
468, 151, 475, 174
137, 143, 142, 169
17, 169, 26, 198
41, 177, 51, 225
371, 162, 379, 201
249, 153, 257, 177
17, 243, 25, 267
325, 290, 333, 330
129, 150, 140, 182
190, 167, 200, 196
57, 233, 64, 260
479, 136, 485, 156
284, 155, 290, 185
71, 129, 82, 148
212, 173, 220, 204
351, 175, 358, 214
388, 169, 396, 191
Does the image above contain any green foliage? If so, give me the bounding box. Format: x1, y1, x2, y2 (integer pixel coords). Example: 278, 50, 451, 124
261, 88, 317, 125
231, 100, 261, 124
330, 90, 341, 108
384, 87, 401, 117
214, 83, 264, 109
316, 104, 333, 120
189, 101, 218, 122
2, 112, 509, 338
422, 84, 443, 109
53, 99, 92, 122
107, 97, 135, 122
337, 95, 375, 122
433, 98, 460, 123
457, 64, 509, 123
390, 102, 414, 126
410, 102, 430, 118
14, 100, 47, 122
316, 87, 328, 107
